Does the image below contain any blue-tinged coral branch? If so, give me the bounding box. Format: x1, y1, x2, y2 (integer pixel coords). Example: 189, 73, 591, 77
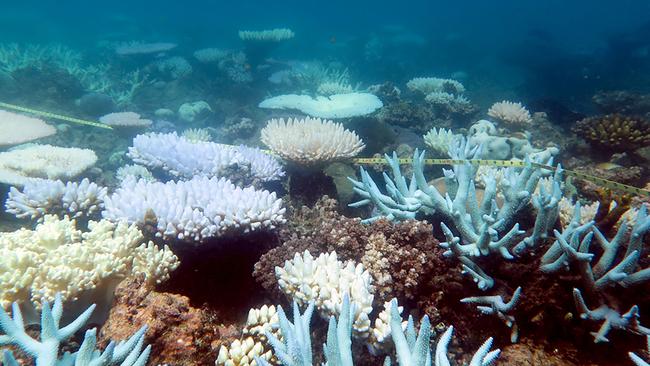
0, 293, 150, 365
573, 288, 650, 343
349, 137, 561, 290
461, 287, 522, 342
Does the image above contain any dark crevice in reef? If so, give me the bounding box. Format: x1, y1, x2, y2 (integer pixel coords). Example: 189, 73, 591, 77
158, 231, 280, 322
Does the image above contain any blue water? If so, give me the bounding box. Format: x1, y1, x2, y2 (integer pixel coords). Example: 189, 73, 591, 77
3, 0, 649, 109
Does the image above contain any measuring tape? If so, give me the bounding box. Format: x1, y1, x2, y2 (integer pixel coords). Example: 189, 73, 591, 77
351, 157, 650, 198
1, 101, 646, 197
0, 101, 112, 129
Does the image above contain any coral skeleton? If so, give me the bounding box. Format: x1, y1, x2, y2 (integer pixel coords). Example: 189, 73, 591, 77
5, 178, 107, 220
388, 300, 500, 366
573, 288, 650, 343
103, 176, 286, 242
128, 132, 284, 183
461, 287, 522, 342
257, 301, 315, 366
541, 205, 650, 294
349, 138, 562, 289
261, 117, 365, 166
0, 294, 150, 366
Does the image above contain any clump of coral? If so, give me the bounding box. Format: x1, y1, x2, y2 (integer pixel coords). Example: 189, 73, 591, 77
573, 113, 650, 153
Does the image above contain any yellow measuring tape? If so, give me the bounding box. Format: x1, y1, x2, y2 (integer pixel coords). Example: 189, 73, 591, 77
351, 157, 650, 198
0, 101, 112, 129
1, 101, 647, 197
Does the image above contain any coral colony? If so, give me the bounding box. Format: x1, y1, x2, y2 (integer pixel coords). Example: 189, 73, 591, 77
1, 16, 650, 366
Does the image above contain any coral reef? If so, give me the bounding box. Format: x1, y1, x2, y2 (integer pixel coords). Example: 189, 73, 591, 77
254, 196, 444, 305
573, 114, 650, 153
127, 132, 284, 184
102, 176, 286, 242
0, 144, 97, 186
1, 293, 150, 365
5, 177, 106, 220
261, 117, 365, 166
0, 110, 56, 147
0, 214, 178, 308
259, 93, 383, 119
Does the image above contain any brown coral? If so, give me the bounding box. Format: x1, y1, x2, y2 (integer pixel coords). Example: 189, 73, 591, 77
98, 276, 231, 366
573, 114, 650, 152
253, 196, 446, 305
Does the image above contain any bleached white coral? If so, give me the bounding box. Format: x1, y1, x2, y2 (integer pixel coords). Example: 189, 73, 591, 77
259, 93, 383, 119
99, 111, 152, 128
406, 77, 465, 95
238, 28, 295, 42
317, 81, 354, 96
5, 178, 107, 220
423, 127, 460, 157
0, 110, 56, 147
0, 144, 97, 186
128, 132, 284, 183
116, 164, 156, 183
215, 337, 273, 366
275, 250, 374, 337
0, 215, 178, 308
182, 128, 212, 143
366, 301, 406, 355
487, 100, 532, 126
261, 117, 365, 166
102, 176, 286, 242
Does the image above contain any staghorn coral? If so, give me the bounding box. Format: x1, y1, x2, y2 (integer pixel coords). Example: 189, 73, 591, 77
349, 140, 562, 290
1, 293, 151, 366
573, 114, 650, 153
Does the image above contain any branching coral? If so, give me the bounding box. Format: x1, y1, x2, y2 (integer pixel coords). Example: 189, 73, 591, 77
0, 215, 178, 308
5, 178, 107, 220
275, 250, 374, 337
541, 205, 650, 342
128, 132, 284, 184
0, 294, 150, 365
102, 176, 286, 242
573, 114, 650, 153
348, 138, 562, 289
460, 287, 522, 342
